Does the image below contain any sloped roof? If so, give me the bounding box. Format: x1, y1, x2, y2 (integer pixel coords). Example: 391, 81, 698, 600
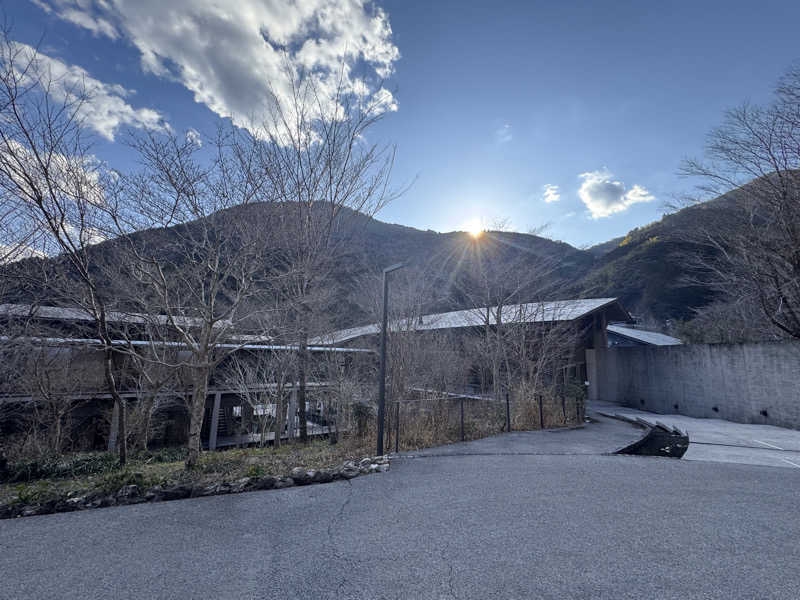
0, 303, 231, 329
607, 324, 682, 346
311, 297, 630, 345
0, 335, 371, 354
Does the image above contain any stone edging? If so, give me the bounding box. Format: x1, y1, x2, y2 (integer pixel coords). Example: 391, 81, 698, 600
0, 455, 391, 520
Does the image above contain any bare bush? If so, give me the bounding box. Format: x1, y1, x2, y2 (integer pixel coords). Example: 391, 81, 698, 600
0, 340, 97, 460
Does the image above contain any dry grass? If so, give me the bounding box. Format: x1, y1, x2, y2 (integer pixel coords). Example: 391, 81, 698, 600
0, 436, 374, 507
1, 392, 585, 508
391, 398, 504, 451
392, 393, 584, 452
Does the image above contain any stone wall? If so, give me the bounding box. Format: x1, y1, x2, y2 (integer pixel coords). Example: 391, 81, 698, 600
587, 341, 800, 429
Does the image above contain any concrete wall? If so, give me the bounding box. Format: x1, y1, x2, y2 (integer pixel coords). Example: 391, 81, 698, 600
587, 341, 800, 430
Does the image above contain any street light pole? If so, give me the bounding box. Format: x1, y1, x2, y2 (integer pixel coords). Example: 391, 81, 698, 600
377, 262, 404, 456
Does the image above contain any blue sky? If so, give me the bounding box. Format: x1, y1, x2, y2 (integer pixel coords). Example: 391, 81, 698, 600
8, 0, 800, 246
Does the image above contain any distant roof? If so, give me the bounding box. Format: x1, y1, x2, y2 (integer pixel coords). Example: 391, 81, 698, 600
311, 298, 631, 345
0, 335, 372, 354
0, 303, 231, 329
607, 324, 682, 346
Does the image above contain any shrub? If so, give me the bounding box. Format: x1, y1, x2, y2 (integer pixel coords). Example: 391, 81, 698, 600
245, 464, 266, 478
2, 452, 120, 483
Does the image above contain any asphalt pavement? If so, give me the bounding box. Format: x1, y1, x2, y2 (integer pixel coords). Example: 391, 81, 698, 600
595, 400, 800, 469
2, 412, 799, 599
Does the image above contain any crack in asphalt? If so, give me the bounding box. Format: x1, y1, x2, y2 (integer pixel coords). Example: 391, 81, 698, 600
440, 544, 457, 599
326, 479, 358, 599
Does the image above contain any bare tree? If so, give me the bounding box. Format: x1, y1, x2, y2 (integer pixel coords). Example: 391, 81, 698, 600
676, 298, 782, 344
498, 303, 584, 428
120, 349, 180, 452
448, 227, 563, 400
250, 71, 401, 442
681, 65, 800, 339
351, 264, 474, 446
318, 346, 375, 445
222, 348, 297, 448
0, 30, 133, 464
111, 127, 282, 468
0, 337, 97, 459
347, 232, 582, 441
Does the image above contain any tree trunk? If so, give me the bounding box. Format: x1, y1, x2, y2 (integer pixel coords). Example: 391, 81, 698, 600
53, 408, 63, 454
273, 388, 283, 448
142, 395, 154, 452
329, 398, 338, 445
102, 347, 127, 466
117, 397, 127, 462
297, 338, 308, 442
185, 369, 210, 469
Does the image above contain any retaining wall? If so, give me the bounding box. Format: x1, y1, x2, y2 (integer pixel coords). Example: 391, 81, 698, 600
587, 341, 800, 429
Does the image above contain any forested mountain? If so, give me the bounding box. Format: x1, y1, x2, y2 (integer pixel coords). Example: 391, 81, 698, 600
340, 200, 732, 324
3, 195, 737, 332
572, 203, 723, 321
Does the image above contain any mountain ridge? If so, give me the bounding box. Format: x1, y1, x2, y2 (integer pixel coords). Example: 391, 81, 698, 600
2, 196, 731, 330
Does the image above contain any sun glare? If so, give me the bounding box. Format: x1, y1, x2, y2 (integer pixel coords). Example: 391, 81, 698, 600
466, 219, 483, 238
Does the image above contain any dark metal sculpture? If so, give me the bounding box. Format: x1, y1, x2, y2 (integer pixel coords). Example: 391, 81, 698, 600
603, 413, 690, 458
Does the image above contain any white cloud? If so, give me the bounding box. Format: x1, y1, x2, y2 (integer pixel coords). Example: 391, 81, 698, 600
64, 222, 107, 246
495, 123, 512, 144
1, 139, 105, 207
542, 184, 560, 203
577, 169, 655, 218
34, 0, 401, 132
185, 128, 202, 148
31, 0, 119, 38
0, 138, 109, 256
12, 41, 168, 140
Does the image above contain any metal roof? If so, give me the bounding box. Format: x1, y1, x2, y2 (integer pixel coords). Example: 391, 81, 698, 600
311, 298, 629, 345
0, 335, 372, 354
0, 303, 231, 329
607, 325, 682, 346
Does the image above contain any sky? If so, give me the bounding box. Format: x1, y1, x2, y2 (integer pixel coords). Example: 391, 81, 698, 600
6, 0, 800, 247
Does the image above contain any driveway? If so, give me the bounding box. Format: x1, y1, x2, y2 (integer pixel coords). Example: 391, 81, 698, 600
594, 400, 800, 469
2, 415, 799, 599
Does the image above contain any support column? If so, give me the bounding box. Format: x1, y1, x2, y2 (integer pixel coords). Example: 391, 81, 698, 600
586, 349, 598, 403
208, 392, 222, 451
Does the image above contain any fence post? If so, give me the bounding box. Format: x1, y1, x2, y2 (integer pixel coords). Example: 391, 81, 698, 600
395, 401, 400, 453
460, 397, 465, 441
505, 391, 511, 433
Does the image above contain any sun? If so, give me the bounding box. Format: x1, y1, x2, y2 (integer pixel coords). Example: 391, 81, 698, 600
466, 219, 484, 238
